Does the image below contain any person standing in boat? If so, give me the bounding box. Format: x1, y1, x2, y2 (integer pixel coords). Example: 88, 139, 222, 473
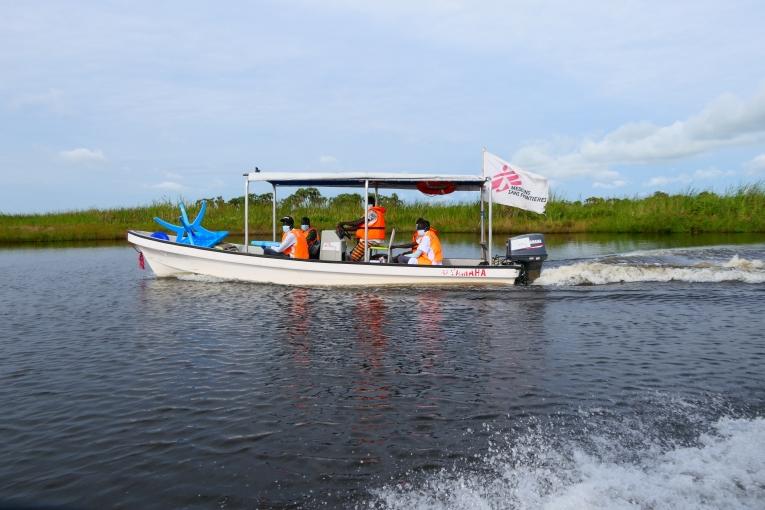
264, 216, 309, 259
300, 216, 320, 259
404, 219, 442, 265
336, 196, 386, 262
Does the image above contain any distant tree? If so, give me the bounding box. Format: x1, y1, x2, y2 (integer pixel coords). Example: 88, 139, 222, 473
195, 196, 225, 208
251, 192, 274, 205
379, 193, 403, 208
330, 193, 363, 207
227, 192, 274, 207
282, 187, 325, 208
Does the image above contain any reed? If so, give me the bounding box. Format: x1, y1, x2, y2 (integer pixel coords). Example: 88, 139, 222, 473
1, 185, 764, 243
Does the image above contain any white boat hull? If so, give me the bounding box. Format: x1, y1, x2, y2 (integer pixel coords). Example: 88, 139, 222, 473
128, 231, 521, 286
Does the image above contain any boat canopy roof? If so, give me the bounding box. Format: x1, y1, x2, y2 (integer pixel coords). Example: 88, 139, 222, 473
246, 172, 487, 191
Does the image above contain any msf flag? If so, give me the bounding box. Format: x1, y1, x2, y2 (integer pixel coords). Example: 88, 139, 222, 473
483, 151, 549, 214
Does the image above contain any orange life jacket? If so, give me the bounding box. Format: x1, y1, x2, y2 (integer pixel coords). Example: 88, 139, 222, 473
416, 230, 443, 265
355, 206, 387, 240
283, 228, 309, 259
304, 226, 319, 248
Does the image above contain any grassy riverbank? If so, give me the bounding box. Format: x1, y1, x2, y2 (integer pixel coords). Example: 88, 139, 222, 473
2, 186, 764, 243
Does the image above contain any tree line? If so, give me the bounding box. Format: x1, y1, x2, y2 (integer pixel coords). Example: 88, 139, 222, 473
197, 188, 404, 209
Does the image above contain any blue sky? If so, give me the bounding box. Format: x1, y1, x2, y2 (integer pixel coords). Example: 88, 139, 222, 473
2, 1, 765, 213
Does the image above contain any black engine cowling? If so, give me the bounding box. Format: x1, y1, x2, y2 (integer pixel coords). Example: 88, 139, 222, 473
506, 233, 547, 284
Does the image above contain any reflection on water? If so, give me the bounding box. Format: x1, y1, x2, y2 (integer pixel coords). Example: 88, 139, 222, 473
0, 237, 764, 508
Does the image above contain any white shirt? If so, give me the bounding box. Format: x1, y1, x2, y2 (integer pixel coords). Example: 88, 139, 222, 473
274, 231, 296, 254
417, 233, 432, 254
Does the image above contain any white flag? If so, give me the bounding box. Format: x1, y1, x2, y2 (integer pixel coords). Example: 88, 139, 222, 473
483, 151, 549, 214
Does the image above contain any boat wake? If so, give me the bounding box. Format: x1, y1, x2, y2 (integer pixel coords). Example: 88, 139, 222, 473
363, 399, 765, 509
175, 273, 233, 283
535, 246, 765, 286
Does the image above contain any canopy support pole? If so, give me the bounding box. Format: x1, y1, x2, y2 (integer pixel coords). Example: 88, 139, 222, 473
374, 185, 378, 205
481, 147, 487, 262
480, 186, 486, 261
271, 183, 277, 242
244, 176, 249, 253
364, 180, 369, 262
488, 181, 493, 263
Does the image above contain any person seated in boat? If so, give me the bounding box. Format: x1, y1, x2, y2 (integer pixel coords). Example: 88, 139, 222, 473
392, 218, 438, 263
335, 196, 386, 262
403, 219, 442, 265
300, 216, 320, 259
264, 216, 309, 259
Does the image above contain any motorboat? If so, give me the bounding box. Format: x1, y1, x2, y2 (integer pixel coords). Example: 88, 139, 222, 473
128, 157, 549, 286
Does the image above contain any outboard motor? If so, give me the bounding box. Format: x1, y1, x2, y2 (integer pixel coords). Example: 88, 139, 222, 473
506, 233, 547, 285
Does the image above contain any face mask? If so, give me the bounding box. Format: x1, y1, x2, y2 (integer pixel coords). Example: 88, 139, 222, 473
417, 229, 425, 236
301, 225, 309, 231
282, 225, 291, 233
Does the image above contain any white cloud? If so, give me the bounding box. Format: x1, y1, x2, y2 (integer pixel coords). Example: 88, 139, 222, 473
59, 148, 106, 163
512, 139, 621, 181
593, 180, 626, 189
745, 154, 765, 175
150, 181, 184, 191
319, 155, 338, 165
312, 1, 764, 98
513, 87, 765, 184
10, 88, 65, 111
692, 168, 734, 180
643, 168, 734, 187
644, 175, 691, 187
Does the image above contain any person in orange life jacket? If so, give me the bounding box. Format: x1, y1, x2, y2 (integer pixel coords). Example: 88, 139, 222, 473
336, 196, 387, 262
404, 219, 442, 265
264, 216, 309, 259
392, 217, 424, 263
393, 218, 440, 264
300, 216, 320, 259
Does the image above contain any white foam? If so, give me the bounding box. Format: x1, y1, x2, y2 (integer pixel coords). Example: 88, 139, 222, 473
534, 256, 765, 286
367, 417, 765, 510
723, 254, 764, 270
617, 244, 763, 259
175, 273, 232, 283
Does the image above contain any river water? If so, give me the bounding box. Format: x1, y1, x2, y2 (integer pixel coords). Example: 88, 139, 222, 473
1, 234, 764, 509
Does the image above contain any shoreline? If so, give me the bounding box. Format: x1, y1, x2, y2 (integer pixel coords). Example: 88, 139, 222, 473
3, 228, 765, 246
2, 187, 764, 243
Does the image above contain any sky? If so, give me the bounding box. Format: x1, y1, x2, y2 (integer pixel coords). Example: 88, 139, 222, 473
2, 0, 765, 213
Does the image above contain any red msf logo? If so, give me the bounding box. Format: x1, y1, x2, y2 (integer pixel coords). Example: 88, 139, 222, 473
491, 164, 522, 192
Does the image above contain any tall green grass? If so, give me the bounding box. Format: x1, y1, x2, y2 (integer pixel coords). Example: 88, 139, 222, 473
1, 185, 764, 243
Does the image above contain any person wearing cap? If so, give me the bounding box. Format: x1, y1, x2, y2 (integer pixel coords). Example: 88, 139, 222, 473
300, 216, 320, 259
404, 218, 442, 265
336, 195, 387, 262
393, 217, 438, 263
264, 216, 309, 259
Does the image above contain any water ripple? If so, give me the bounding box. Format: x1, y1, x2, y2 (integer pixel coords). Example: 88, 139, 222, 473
0, 243, 764, 508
